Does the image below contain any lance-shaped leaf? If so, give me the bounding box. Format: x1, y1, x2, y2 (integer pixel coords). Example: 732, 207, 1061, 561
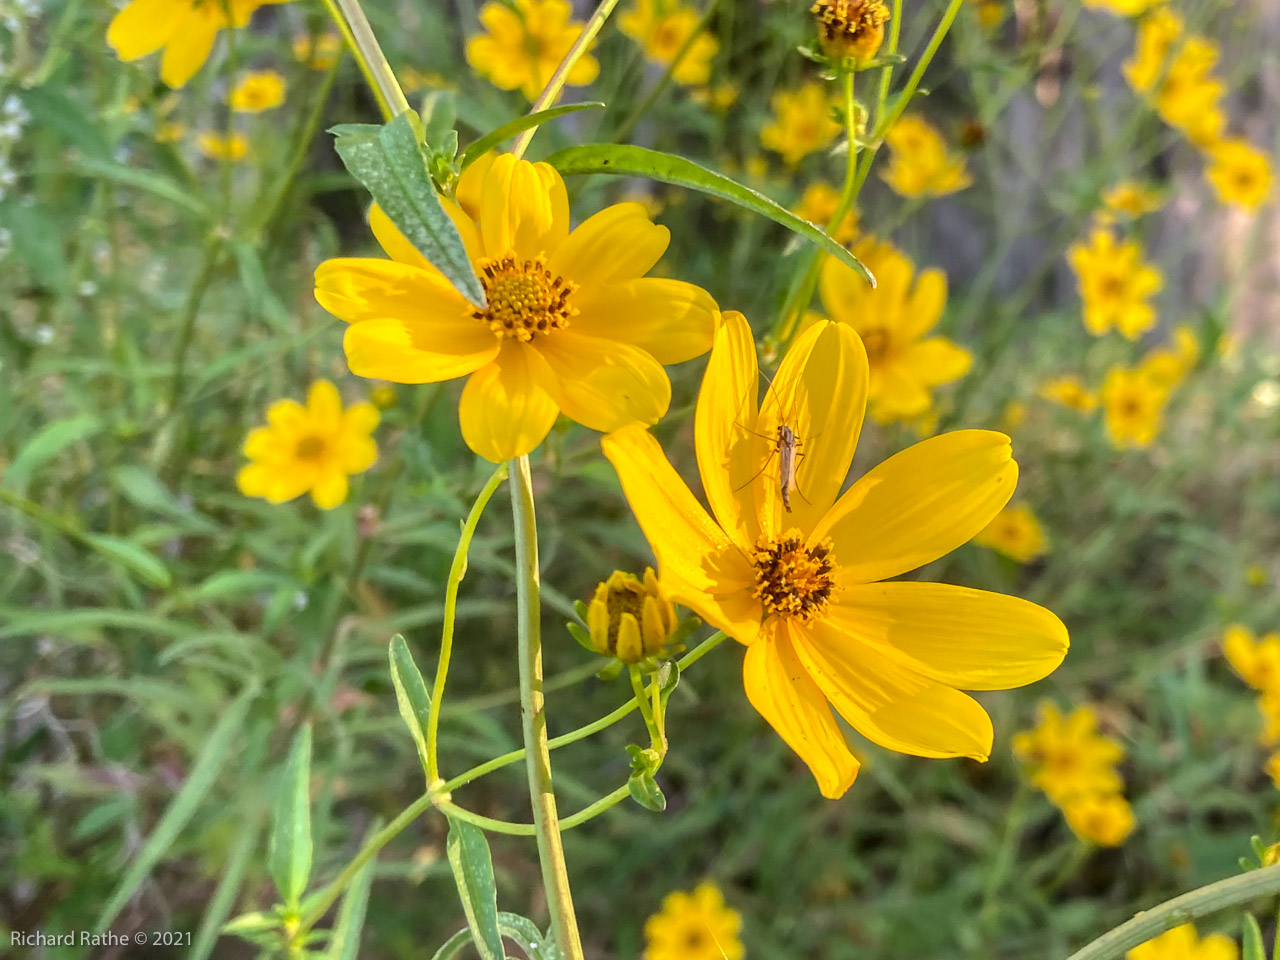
389, 635, 433, 776
544, 144, 875, 284
445, 816, 504, 960
461, 102, 605, 170
332, 113, 485, 307
325, 820, 381, 960
269, 725, 314, 908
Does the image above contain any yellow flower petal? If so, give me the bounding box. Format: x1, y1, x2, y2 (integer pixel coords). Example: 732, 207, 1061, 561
754, 320, 868, 539
459, 342, 561, 462
343, 317, 500, 384
315, 257, 473, 326
743, 620, 861, 798
896, 267, 947, 342
368, 201, 482, 271
535, 333, 670, 432
266, 398, 307, 431
796, 620, 995, 759
307, 379, 342, 428
814, 430, 1017, 583
548, 202, 670, 287
572, 278, 718, 365
899, 337, 972, 387
311, 471, 349, 510
106, 0, 183, 60
478, 155, 569, 259
602, 425, 761, 644
828, 582, 1068, 690
695, 311, 760, 546
159, 16, 219, 88
342, 403, 380, 437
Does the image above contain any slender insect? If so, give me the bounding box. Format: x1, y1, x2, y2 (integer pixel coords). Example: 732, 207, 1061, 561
733, 374, 810, 513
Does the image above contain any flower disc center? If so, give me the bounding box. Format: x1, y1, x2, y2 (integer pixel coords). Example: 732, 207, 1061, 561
861, 327, 891, 363
750, 532, 838, 622
295, 435, 327, 460
473, 252, 578, 341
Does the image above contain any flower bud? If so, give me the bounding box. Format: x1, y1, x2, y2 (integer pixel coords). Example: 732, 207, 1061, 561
811, 0, 890, 66
586, 569, 676, 664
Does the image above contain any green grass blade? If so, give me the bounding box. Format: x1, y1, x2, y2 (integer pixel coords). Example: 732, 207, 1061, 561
269, 725, 314, 908
460, 102, 605, 170
325, 820, 382, 960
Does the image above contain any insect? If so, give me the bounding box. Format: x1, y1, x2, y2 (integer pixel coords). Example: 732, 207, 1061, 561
734, 396, 809, 512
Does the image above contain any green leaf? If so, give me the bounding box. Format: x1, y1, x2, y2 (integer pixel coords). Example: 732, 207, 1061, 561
544, 144, 874, 283
332, 113, 485, 306
108, 464, 219, 533
567, 621, 596, 653
497, 913, 560, 960
22, 87, 112, 160
222, 910, 281, 946
269, 725, 314, 908
3, 414, 101, 492
445, 816, 504, 960
325, 821, 381, 960
429, 929, 475, 960
389, 635, 434, 776
95, 684, 258, 931
70, 154, 207, 215
191, 813, 263, 960
1244, 913, 1266, 960
188, 569, 291, 603
627, 768, 667, 812
82, 533, 172, 588
461, 103, 606, 170
1, 200, 69, 295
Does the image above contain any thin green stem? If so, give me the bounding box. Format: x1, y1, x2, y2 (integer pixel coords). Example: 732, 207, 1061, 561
427, 464, 511, 783
512, 0, 622, 159
1066, 865, 1280, 960
629, 665, 660, 748
435, 786, 631, 836
876, 0, 964, 138
510, 454, 584, 960
321, 0, 410, 121
163, 237, 223, 418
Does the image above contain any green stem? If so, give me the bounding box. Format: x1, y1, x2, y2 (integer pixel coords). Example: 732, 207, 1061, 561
512, 0, 622, 159
435, 786, 631, 836
629, 665, 661, 750
163, 237, 223, 417
321, 0, 410, 121
510, 454, 584, 960
427, 463, 510, 783
876, 0, 964, 139
1066, 865, 1280, 960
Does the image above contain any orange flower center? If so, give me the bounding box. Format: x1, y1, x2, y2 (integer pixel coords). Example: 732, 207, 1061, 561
750, 532, 838, 622
860, 327, 891, 363
295, 435, 327, 460
473, 253, 578, 341
811, 0, 890, 60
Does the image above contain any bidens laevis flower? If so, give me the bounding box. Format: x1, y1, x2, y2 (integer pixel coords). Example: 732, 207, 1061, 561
1126, 924, 1238, 960
603, 312, 1068, 798
466, 0, 600, 101
643, 882, 744, 960
314, 153, 719, 463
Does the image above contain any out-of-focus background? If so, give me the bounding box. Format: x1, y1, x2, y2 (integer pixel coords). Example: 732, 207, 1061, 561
3, 0, 1280, 957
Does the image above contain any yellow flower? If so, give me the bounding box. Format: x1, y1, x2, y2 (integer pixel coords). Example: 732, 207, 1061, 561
1102, 181, 1165, 219
107, 0, 286, 89
792, 182, 859, 244
811, 0, 890, 66
587, 569, 678, 663
1127, 924, 1239, 960
237, 380, 379, 509
369, 386, 399, 410
1039, 375, 1099, 412
1001, 400, 1027, 432
293, 31, 342, 71
1067, 228, 1163, 339
314, 153, 719, 463
1246, 565, 1269, 588
603, 313, 1068, 798
620, 0, 720, 86
691, 82, 739, 112
400, 68, 454, 94
1206, 139, 1274, 211
1223, 625, 1280, 693
643, 882, 744, 960
880, 115, 972, 198
1124, 11, 1226, 147
196, 131, 249, 162
1012, 702, 1124, 804
973, 504, 1048, 563
818, 237, 972, 423
1124, 7, 1182, 93
1081, 0, 1161, 16
156, 121, 186, 144
229, 70, 286, 113
760, 83, 841, 168
1266, 752, 1280, 791
1062, 792, 1136, 847
466, 0, 600, 101
1101, 366, 1169, 449
1138, 325, 1199, 389
1261, 690, 1280, 746
967, 0, 1004, 29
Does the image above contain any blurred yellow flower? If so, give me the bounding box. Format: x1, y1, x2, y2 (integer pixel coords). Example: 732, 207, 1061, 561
881, 115, 972, 198
369, 386, 399, 409
107, 0, 287, 88
1138, 325, 1199, 389
604, 313, 1068, 798
1127, 924, 1238, 960
793, 182, 859, 243
400, 68, 454, 93
967, 0, 1004, 28
620, 0, 720, 86
293, 32, 342, 71
644, 882, 744, 960
1067, 228, 1163, 339
1223, 624, 1280, 693
818, 237, 971, 423
586, 568, 678, 664
1001, 400, 1027, 432
1102, 366, 1168, 449
229, 70, 286, 113
237, 380, 379, 510
1082, 0, 1161, 17
1039, 375, 1099, 412
1125, 11, 1226, 147
973, 504, 1048, 563
1062, 792, 1136, 847
156, 121, 186, 144
1206, 139, 1274, 211
1246, 565, 1270, 588
315, 153, 719, 463
1012, 702, 1124, 804
811, 0, 890, 66
197, 131, 249, 162
1103, 181, 1165, 219
691, 82, 739, 112
466, 0, 600, 101
760, 83, 841, 168
1266, 752, 1280, 791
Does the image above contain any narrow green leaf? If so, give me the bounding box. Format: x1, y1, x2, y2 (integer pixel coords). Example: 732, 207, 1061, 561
461, 103, 606, 170
389, 634, 433, 775
544, 144, 874, 283
3, 414, 101, 491
108, 464, 219, 533
326, 820, 381, 960
269, 725, 314, 908
95, 684, 258, 931
70, 154, 207, 214
2, 200, 69, 294
497, 913, 559, 960
1244, 914, 1266, 960
429, 929, 475, 960
445, 816, 504, 960
83, 533, 172, 588
221, 910, 281, 944
627, 768, 667, 812
191, 812, 263, 960
188, 569, 291, 603
22, 87, 112, 159
332, 113, 485, 306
